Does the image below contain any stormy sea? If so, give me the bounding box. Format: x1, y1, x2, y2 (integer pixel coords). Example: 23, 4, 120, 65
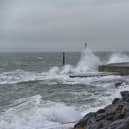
0, 48, 129, 129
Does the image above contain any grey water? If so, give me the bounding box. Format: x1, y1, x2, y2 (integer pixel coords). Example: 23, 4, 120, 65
0, 51, 129, 129
0, 52, 106, 105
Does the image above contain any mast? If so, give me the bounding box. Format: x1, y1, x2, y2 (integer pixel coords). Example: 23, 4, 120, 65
62, 52, 65, 66
84, 42, 87, 49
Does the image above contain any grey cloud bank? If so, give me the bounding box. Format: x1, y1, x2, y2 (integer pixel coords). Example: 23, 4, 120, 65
0, 0, 129, 52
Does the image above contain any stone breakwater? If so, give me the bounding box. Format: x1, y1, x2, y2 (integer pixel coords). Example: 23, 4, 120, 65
73, 91, 129, 129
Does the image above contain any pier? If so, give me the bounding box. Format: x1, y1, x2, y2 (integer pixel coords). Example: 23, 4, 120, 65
98, 62, 129, 75
69, 72, 119, 78
69, 62, 129, 78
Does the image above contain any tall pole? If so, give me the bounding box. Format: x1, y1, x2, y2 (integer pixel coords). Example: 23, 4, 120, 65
62, 52, 65, 66
84, 42, 87, 49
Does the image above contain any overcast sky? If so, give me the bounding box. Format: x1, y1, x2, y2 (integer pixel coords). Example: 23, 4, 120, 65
0, 0, 129, 52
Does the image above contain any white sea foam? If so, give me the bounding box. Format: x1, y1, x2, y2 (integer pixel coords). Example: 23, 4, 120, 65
107, 53, 129, 64
1, 50, 129, 129
0, 95, 81, 129
0, 50, 129, 86
0, 69, 43, 85
1, 83, 129, 129
73, 48, 101, 74
47, 47, 101, 76
80, 83, 129, 116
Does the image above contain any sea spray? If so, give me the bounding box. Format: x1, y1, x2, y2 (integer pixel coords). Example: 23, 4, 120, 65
1, 51, 129, 129
0, 48, 103, 85
1, 51, 129, 85
107, 52, 129, 64
73, 48, 101, 73
1, 50, 129, 85
48, 47, 101, 75
48, 67, 60, 75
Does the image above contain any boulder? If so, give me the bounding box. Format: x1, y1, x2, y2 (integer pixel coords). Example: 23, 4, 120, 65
74, 91, 129, 129
120, 91, 129, 102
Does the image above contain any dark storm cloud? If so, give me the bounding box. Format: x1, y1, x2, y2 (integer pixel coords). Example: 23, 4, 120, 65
0, 0, 129, 51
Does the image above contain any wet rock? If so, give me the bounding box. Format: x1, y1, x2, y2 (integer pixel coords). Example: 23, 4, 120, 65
74, 113, 95, 129
109, 118, 129, 129
74, 90, 129, 129
114, 104, 125, 119
120, 91, 129, 102
115, 82, 123, 88
112, 98, 121, 104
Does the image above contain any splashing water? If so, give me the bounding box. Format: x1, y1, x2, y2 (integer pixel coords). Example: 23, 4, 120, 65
1, 50, 129, 85
1, 51, 129, 129
48, 47, 101, 75
73, 48, 101, 74
107, 53, 129, 64
0, 95, 81, 129
0, 49, 129, 86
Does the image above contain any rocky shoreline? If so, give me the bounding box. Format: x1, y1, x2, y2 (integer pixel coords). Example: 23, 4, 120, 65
73, 91, 129, 129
